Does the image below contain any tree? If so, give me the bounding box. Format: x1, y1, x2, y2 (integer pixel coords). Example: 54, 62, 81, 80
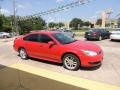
84, 21, 91, 27
69, 18, 83, 30
96, 18, 102, 26
0, 15, 12, 32
58, 22, 64, 28
48, 22, 56, 28
3, 16, 13, 32
18, 17, 46, 34
0, 15, 3, 31
117, 18, 120, 28
32, 17, 46, 30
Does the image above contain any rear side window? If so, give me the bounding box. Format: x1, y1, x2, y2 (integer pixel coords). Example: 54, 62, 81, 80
39, 34, 53, 43
23, 34, 39, 42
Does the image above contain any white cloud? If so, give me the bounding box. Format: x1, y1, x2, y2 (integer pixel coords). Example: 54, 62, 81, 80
17, 3, 32, 9
17, 4, 25, 9
0, 9, 10, 15
56, 0, 64, 3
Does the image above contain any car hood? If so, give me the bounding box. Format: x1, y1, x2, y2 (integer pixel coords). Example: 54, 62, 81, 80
66, 40, 102, 52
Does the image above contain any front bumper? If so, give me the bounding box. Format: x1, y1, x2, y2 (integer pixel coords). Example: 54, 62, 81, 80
78, 51, 103, 67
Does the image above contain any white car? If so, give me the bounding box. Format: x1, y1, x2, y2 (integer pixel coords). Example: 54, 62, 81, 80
0, 32, 11, 38
110, 28, 120, 40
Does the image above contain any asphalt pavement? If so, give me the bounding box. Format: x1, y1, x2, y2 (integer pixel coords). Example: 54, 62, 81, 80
0, 36, 120, 86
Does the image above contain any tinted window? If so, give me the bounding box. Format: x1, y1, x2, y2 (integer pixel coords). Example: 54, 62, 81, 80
52, 33, 76, 44
24, 34, 39, 42
64, 30, 72, 32
39, 34, 53, 43
90, 29, 103, 32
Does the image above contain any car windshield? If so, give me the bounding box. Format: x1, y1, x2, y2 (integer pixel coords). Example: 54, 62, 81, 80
52, 33, 77, 44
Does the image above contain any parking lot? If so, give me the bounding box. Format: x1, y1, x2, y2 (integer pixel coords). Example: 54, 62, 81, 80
0, 35, 120, 86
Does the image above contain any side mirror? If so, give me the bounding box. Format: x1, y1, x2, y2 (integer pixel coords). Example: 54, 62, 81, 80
48, 41, 55, 47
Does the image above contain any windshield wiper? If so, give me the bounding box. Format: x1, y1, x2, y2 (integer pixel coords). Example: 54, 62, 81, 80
64, 40, 77, 44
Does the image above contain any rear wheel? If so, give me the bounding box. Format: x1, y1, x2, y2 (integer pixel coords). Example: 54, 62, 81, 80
3, 35, 7, 38
19, 48, 28, 60
62, 54, 80, 70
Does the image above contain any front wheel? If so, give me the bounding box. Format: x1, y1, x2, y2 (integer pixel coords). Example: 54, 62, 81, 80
62, 54, 80, 70
19, 48, 28, 60
98, 36, 102, 41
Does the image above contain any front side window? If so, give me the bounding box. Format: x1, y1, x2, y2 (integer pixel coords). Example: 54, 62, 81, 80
39, 34, 53, 43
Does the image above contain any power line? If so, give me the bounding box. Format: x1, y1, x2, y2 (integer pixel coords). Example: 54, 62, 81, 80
115, 13, 120, 18
18, 0, 95, 21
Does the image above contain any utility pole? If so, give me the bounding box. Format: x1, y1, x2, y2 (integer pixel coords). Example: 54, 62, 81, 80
0, 6, 1, 15
13, 0, 17, 35
105, 8, 113, 28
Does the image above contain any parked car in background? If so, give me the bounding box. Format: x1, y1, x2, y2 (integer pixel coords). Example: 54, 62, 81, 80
13, 31, 103, 70
58, 29, 75, 38
0, 32, 11, 38
85, 28, 110, 41
110, 28, 120, 41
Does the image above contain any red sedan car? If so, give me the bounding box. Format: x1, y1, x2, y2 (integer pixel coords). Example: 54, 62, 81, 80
13, 31, 103, 70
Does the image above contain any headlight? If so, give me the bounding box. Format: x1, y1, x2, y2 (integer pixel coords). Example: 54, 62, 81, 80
81, 50, 97, 56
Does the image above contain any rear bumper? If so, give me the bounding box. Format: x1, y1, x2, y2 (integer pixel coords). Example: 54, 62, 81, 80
85, 35, 99, 39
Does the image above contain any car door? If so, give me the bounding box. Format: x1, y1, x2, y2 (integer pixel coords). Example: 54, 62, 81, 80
105, 30, 110, 38
38, 34, 61, 61
23, 34, 43, 58
101, 29, 109, 38
100, 29, 106, 38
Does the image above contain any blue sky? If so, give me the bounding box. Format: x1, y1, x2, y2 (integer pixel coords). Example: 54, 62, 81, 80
0, 0, 120, 22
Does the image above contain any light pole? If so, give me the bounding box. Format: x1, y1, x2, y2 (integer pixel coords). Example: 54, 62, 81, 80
105, 8, 113, 28
13, 0, 18, 35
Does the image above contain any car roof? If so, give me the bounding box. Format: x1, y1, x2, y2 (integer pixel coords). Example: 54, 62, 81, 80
28, 31, 59, 35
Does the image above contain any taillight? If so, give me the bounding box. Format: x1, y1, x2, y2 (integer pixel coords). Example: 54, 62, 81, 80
93, 32, 97, 35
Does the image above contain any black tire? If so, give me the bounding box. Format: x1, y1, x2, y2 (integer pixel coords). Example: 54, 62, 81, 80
86, 38, 89, 41
111, 39, 114, 41
3, 35, 7, 38
62, 54, 80, 71
19, 48, 28, 60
